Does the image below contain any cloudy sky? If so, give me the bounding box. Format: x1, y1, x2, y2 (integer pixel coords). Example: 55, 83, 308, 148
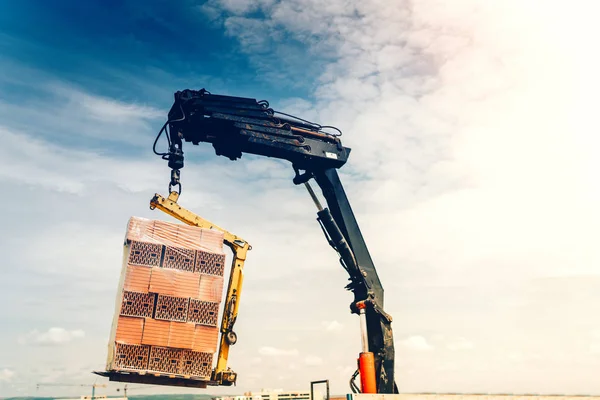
1, 0, 600, 397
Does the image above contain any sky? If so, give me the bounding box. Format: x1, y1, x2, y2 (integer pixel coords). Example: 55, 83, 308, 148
1, 0, 600, 397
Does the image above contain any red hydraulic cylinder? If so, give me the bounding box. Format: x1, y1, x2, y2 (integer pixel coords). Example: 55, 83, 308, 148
357, 302, 377, 393
359, 352, 377, 393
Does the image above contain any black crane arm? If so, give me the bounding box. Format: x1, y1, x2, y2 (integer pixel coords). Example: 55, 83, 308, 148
156, 89, 398, 394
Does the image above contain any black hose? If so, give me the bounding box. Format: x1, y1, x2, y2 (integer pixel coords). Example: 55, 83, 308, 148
350, 369, 360, 393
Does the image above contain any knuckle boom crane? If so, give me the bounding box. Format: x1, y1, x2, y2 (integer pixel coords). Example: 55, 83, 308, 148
153, 88, 398, 394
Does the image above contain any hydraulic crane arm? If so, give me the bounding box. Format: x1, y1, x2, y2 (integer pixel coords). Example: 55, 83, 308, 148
154, 88, 398, 394
155, 89, 349, 193
311, 168, 395, 392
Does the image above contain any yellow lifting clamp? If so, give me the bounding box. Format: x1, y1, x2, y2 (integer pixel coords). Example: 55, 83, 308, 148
149, 191, 251, 386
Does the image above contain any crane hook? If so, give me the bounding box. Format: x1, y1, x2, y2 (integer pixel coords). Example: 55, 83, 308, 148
169, 169, 182, 196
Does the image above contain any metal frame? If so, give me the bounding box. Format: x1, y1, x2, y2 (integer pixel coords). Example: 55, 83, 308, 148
310, 380, 330, 400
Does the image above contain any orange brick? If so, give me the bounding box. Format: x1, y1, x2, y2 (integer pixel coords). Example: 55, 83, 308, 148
155, 294, 189, 322
141, 319, 170, 347
128, 241, 163, 267
114, 343, 150, 371
195, 250, 226, 276
125, 216, 225, 253
115, 316, 145, 344
199, 229, 226, 253
148, 346, 182, 374
180, 350, 213, 379
192, 325, 219, 353
163, 246, 196, 272
123, 265, 151, 293
151, 220, 203, 249
169, 322, 195, 349
120, 291, 155, 318
149, 267, 177, 295
126, 218, 154, 242
198, 275, 224, 303
174, 270, 200, 298
188, 300, 219, 327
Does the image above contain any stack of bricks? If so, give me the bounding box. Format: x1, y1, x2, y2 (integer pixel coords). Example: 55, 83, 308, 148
107, 216, 226, 381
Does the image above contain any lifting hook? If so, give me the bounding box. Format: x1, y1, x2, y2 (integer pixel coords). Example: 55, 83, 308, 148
169, 168, 182, 195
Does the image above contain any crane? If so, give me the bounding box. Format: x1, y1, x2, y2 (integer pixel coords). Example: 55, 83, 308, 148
36, 382, 107, 399
115, 383, 148, 397
152, 88, 398, 394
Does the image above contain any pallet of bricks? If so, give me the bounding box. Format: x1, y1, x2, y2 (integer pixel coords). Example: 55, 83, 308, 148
105, 216, 226, 383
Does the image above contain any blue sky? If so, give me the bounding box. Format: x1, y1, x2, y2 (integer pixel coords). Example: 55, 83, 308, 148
0, 0, 307, 98
2, 0, 600, 398
0, 0, 322, 155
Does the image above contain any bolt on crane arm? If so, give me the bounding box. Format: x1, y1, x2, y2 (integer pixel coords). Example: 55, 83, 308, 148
154, 88, 398, 394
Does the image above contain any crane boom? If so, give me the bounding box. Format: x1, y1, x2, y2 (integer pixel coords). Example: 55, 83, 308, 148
155, 88, 398, 394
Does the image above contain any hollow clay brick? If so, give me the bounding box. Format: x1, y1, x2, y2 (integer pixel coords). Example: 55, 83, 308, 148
114, 343, 150, 370
148, 346, 182, 374
163, 246, 196, 272
195, 250, 226, 276
180, 350, 213, 378
155, 294, 189, 322
188, 300, 219, 327
128, 241, 163, 267
120, 291, 155, 318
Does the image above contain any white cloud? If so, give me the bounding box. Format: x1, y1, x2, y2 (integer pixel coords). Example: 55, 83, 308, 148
48, 82, 163, 122
210, 0, 272, 15
0, 126, 167, 195
18, 328, 85, 346
399, 335, 434, 352
258, 346, 299, 357
0, 368, 15, 382
205, 4, 600, 393
322, 320, 343, 332
0, 66, 165, 147
81, 94, 162, 122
